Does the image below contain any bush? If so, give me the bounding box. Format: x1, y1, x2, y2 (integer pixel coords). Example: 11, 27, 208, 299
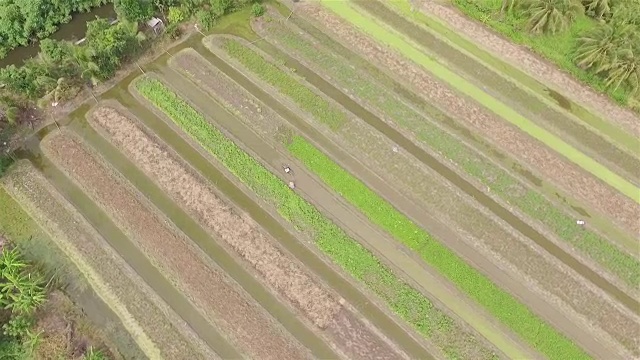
196, 10, 217, 30
251, 3, 265, 17
168, 6, 188, 24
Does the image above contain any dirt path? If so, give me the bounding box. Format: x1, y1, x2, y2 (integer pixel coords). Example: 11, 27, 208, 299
88, 103, 408, 360
415, 0, 640, 136
2, 161, 217, 360
194, 38, 636, 358
291, 1, 640, 237
41, 130, 310, 360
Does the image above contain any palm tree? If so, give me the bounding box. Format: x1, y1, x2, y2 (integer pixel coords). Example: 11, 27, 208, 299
574, 21, 632, 72
582, 0, 611, 19
519, 0, 584, 34
604, 39, 639, 93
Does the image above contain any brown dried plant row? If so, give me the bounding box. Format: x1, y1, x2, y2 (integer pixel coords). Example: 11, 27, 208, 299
41, 130, 308, 360
88, 104, 407, 360
292, 2, 640, 236
2, 161, 216, 360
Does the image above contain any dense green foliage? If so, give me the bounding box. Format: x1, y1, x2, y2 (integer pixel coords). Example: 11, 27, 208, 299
453, 0, 639, 107
0, 0, 111, 59
135, 76, 476, 354
269, 22, 640, 288
222, 39, 346, 130
284, 136, 589, 360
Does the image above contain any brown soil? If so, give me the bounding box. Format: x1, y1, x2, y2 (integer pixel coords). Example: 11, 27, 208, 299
415, 0, 640, 136
2, 161, 216, 360
89, 104, 341, 329
195, 38, 637, 358
291, 1, 640, 240
41, 130, 308, 360
168, 48, 514, 360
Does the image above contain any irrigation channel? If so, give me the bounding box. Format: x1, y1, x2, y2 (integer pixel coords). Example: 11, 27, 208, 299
17, 135, 241, 359
220, 31, 638, 313
353, 0, 640, 182
20, 42, 438, 360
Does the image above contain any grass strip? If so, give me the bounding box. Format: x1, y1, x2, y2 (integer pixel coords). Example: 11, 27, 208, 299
285, 135, 587, 360
449, 0, 631, 107
262, 23, 640, 288
134, 76, 470, 356
220, 38, 345, 130
382, 0, 640, 154
320, 0, 640, 204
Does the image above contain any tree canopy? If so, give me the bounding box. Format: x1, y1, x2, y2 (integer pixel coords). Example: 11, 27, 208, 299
0, 0, 110, 59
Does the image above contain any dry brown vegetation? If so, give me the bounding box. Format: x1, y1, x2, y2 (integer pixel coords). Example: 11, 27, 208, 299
88, 104, 407, 360
292, 2, 640, 237
90, 105, 341, 327
2, 161, 214, 360
41, 130, 308, 360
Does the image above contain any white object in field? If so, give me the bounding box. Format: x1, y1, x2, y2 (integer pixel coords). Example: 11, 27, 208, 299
288, 181, 295, 189
392, 146, 399, 153
284, 166, 291, 174
576, 220, 585, 225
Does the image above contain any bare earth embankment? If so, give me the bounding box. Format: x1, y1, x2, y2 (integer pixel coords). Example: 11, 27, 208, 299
41, 130, 308, 360
291, 1, 640, 236
1, 161, 216, 360
88, 104, 407, 360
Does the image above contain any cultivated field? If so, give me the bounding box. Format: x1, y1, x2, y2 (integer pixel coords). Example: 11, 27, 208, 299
2, 1, 638, 359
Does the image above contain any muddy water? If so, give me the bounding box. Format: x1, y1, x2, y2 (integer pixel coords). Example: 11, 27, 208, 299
0, 4, 116, 68
17, 137, 240, 359
354, 0, 640, 183
126, 65, 435, 359
245, 25, 640, 312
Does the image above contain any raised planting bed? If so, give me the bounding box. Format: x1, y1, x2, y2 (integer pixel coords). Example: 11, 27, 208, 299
1, 161, 215, 360
41, 130, 309, 360
87, 103, 407, 360
291, 1, 640, 237
318, 0, 639, 203
252, 13, 640, 290
208, 34, 638, 359
134, 71, 510, 360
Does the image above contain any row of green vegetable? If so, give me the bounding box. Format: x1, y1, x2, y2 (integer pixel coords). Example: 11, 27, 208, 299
217, 37, 588, 360
134, 76, 486, 359
230, 23, 640, 288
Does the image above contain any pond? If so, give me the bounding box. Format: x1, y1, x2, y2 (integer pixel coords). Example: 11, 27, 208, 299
0, 4, 116, 69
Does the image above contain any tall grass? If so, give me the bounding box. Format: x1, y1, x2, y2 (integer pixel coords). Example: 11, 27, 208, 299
265, 22, 640, 288
134, 76, 475, 355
